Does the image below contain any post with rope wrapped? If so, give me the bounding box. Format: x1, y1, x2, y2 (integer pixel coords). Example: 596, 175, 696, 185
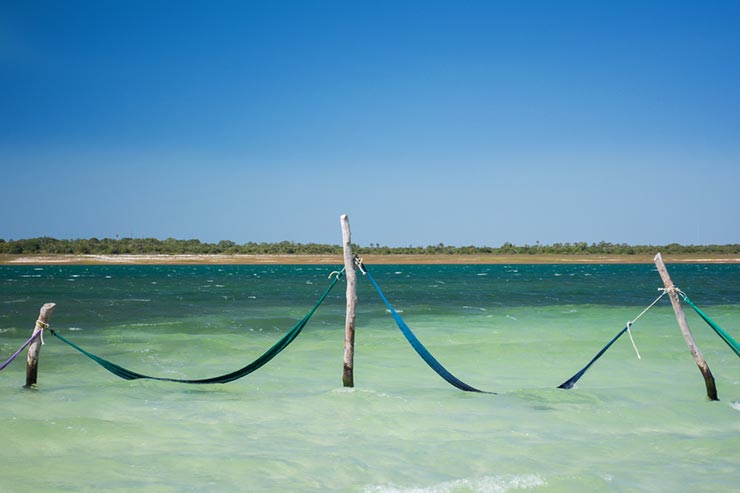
653, 253, 718, 401
25, 302, 56, 388
340, 214, 357, 387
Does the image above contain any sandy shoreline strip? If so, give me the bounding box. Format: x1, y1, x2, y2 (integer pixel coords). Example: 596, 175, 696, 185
1, 254, 738, 265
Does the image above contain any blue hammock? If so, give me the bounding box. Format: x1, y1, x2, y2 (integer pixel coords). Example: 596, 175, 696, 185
362, 265, 491, 393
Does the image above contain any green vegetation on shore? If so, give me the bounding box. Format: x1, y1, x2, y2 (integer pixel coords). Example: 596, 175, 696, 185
1, 237, 738, 257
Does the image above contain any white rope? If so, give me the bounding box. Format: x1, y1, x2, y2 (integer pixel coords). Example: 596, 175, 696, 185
626, 322, 641, 360
633, 290, 668, 324
624, 290, 668, 360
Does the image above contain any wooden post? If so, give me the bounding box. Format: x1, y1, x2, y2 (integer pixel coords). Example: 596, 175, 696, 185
25, 302, 56, 388
653, 253, 718, 400
340, 214, 357, 387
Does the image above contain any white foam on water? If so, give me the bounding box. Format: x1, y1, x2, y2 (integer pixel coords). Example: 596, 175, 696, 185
731, 401, 740, 411
3, 298, 30, 304
365, 474, 545, 493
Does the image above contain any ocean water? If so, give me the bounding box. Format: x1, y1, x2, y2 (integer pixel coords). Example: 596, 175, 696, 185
1, 263, 739, 492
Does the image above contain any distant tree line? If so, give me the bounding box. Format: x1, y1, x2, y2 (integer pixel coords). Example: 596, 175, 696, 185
1, 237, 738, 256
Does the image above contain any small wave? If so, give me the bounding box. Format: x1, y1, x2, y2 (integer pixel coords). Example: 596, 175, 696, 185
731, 401, 740, 411
462, 306, 487, 311
3, 298, 30, 304
506, 315, 518, 321
365, 474, 545, 493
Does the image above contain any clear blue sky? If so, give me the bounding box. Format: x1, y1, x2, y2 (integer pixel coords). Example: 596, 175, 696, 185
2, 1, 739, 247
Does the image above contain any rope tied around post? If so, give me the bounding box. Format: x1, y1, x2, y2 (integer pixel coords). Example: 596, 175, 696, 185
35, 320, 49, 345
353, 254, 367, 275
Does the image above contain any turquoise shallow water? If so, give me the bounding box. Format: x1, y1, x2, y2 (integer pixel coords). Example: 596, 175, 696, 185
1, 264, 739, 492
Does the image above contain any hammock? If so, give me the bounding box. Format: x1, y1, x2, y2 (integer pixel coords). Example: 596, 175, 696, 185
558, 290, 666, 389
558, 325, 631, 389
681, 292, 740, 359
0, 331, 41, 372
361, 263, 490, 393
51, 272, 340, 384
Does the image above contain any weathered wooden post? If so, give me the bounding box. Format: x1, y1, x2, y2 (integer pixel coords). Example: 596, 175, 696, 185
653, 253, 718, 400
340, 214, 357, 387
25, 302, 56, 388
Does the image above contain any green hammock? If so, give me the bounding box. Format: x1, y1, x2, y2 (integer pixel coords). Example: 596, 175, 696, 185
681, 293, 740, 359
51, 273, 340, 384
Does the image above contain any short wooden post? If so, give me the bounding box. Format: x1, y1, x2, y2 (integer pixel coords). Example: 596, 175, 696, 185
25, 302, 56, 388
340, 214, 357, 387
654, 253, 718, 400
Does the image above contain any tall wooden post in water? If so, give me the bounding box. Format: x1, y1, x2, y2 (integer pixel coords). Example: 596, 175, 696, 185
25, 302, 56, 388
654, 253, 718, 401
340, 214, 357, 387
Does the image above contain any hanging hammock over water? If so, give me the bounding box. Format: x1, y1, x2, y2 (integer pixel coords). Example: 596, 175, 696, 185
680, 291, 740, 359
359, 262, 491, 393
558, 290, 666, 389
51, 272, 341, 384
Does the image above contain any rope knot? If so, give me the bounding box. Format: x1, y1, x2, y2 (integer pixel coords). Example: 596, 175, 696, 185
353, 255, 366, 275
34, 320, 49, 345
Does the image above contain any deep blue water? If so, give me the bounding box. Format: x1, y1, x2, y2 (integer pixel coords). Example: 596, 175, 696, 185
1, 263, 737, 331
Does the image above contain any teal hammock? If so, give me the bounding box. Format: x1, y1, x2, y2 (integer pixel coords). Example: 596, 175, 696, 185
681, 292, 740, 359
361, 263, 491, 393
51, 273, 340, 384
